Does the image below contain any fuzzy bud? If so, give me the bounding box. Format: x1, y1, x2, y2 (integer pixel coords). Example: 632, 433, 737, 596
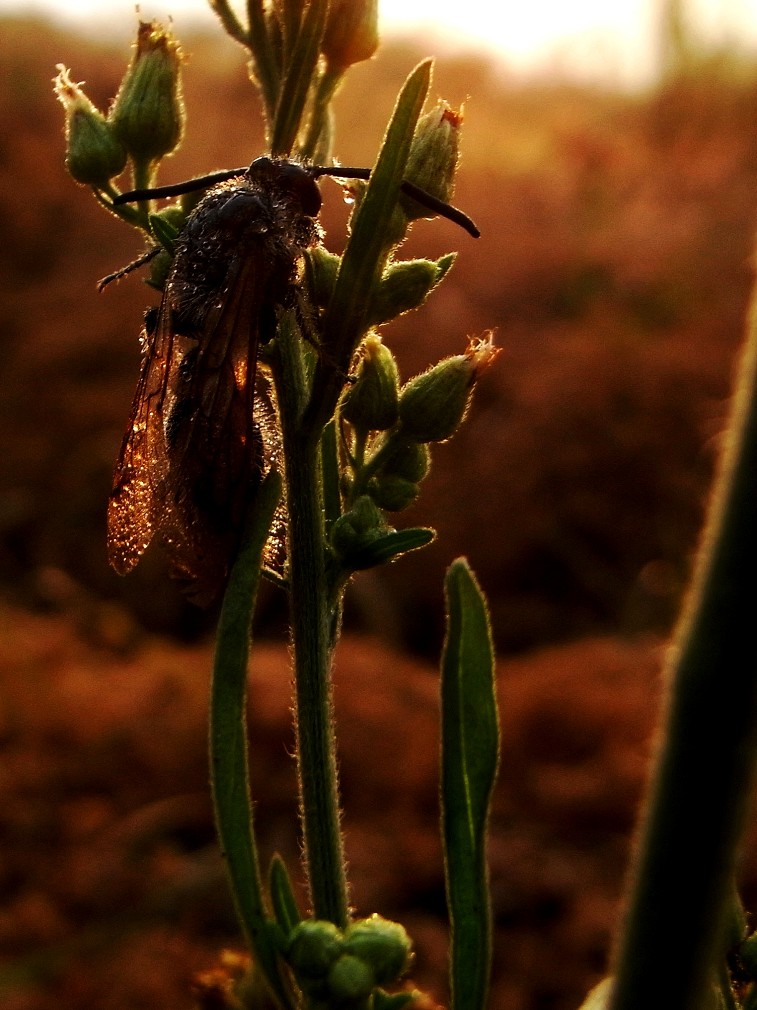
369, 255, 455, 327
327, 954, 375, 1005
340, 334, 399, 434
287, 920, 344, 980
343, 915, 412, 986
109, 20, 184, 165
322, 0, 379, 73
330, 496, 391, 568
378, 438, 431, 484
367, 475, 419, 512
366, 438, 430, 512
398, 333, 500, 443
401, 102, 462, 222
306, 247, 341, 308
54, 65, 127, 186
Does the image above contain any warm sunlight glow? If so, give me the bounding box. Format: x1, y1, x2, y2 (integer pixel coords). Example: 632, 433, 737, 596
4, 0, 757, 86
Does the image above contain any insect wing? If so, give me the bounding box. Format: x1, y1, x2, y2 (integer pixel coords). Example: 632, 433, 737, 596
159, 254, 269, 604
107, 305, 175, 574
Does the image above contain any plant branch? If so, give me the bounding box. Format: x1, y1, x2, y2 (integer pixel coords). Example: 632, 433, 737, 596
272, 311, 349, 928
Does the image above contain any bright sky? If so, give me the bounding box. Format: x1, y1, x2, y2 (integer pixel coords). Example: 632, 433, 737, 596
5, 0, 757, 86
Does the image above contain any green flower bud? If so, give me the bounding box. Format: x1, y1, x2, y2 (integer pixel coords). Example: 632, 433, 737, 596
343, 915, 412, 986
149, 203, 186, 253
54, 65, 127, 186
377, 438, 431, 484
327, 954, 375, 1005
330, 496, 391, 567
109, 20, 184, 165
306, 247, 341, 308
146, 248, 173, 292
401, 102, 462, 223
287, 920, 344, 980
367, 475, 419, 512
322, 0, 379, 73
369, 255, 455, 327
398, 333, 500, 443
340, 334, 400, 434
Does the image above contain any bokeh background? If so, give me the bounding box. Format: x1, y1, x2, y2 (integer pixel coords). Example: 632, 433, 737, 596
4, 4, 757, 1008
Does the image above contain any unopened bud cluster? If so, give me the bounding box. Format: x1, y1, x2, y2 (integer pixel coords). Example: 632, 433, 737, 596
286, 914, 412, 1008
332, 332, 499, 569
55, 19, 184, 225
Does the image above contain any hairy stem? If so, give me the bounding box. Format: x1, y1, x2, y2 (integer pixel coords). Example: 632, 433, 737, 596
273, 313, 349, 928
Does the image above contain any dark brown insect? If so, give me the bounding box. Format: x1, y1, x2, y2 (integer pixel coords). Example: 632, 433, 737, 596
108, 157, 325, 603
107, 156, 479, 604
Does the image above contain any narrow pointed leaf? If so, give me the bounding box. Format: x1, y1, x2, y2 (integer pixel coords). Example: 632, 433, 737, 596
441, 558, 499, 1010
345, 526, 435, 570
269, 853, 303, 938
305, 59, 433, 434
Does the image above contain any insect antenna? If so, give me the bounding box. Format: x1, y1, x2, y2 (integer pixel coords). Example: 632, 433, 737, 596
311, 165, 480, 237
112, 167, 248, 205
114, 161, 480, 238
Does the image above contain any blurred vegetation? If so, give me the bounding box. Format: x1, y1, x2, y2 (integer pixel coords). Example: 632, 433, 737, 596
4, 12, 757, 1010
4, 17, 757, 655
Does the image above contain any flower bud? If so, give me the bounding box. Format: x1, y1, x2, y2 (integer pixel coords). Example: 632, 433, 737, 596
330, 496, 391, 568
327, 954, 375, 1005
378, 439, 431, 484
340, 334, 399, 434
149, 203, 186, 253
306, 247, 341, 309
54, 65, 127, 186
146, 248, 173, 292
322, 0, 379, 73
369, 254, 455, 327
109, 20, 184, 165
401, 102, 462, 222
287, 920, 344, 980
367, 475, 419, 512
343, 915, 412, 986
398, 333, 500, 443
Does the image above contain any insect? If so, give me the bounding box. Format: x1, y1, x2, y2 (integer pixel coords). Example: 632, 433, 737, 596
106, 156, 479, 604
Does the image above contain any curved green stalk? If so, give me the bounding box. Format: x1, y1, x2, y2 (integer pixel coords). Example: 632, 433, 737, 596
210, 469, 294, 1009
610, 274, 757, 1009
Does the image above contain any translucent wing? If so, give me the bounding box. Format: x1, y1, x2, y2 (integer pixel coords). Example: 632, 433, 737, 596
107, 305, 175, 574
159, 255, 268, 604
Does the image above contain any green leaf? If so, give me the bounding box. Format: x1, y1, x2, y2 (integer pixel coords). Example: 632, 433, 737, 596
269, 853, 303, 939
441, 558, 500, 1010
344, 526, 435, 570
305, 58, 433, 435
210, 469, 295, 1010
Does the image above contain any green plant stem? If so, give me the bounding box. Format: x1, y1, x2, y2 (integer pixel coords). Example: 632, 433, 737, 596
273, 313, 349, 929
610, 279, 757, 1009
270, 0, 329, 156
299, 67, 341, 162
210, 469, 293, 1010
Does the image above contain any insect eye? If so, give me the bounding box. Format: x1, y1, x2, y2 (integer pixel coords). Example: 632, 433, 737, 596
279, 162, 323, 217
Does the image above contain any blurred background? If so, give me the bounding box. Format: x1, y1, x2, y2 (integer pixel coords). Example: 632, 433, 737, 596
3, 1, 757, 1007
